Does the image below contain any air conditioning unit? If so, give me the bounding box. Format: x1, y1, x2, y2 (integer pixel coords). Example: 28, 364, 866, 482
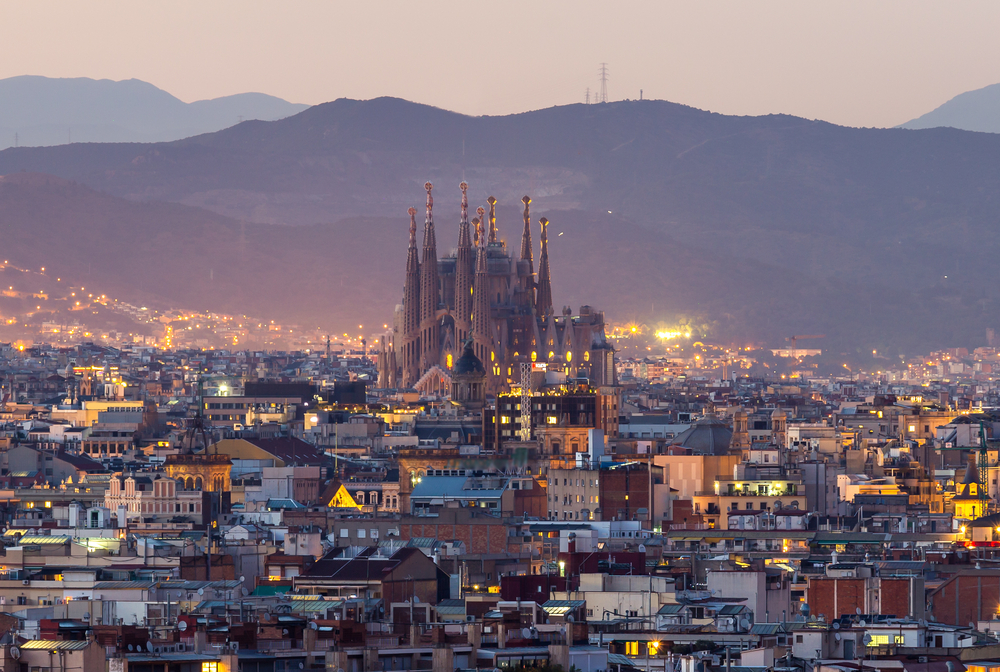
21, 580, 29, 586
176, 644, 185, 652
230, 642, 239, 652
466, 615, 475, 623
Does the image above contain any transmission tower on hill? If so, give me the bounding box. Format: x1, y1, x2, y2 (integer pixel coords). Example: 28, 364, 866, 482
598, 63, 609, 103
585, 87, 591, 105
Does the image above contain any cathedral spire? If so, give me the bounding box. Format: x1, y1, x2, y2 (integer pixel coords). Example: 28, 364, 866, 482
454, 182, 474, 348
520, 195, 534, 271
487, 196, 498, 244
472, 198, 492, 368
535, 216, 553, 320
401, 206, 422, 387
419, 182, 441, 369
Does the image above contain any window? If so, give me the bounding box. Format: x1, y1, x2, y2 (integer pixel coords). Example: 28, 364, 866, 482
796, 635, 803, 643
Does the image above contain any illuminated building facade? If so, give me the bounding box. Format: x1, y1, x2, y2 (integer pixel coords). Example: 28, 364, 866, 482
379, 182, 615, 392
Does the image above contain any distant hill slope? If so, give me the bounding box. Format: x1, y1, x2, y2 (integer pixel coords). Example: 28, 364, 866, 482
0, 172, 989, 356
3, 97, 1000, 353
900, 82, 1000, 133
0, 76, 309, 149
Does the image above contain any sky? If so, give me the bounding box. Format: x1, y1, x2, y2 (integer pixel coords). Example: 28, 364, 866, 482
2, 1, 1000, 128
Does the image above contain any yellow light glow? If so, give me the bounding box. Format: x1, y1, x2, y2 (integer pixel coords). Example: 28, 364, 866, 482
655, 330, 692, 340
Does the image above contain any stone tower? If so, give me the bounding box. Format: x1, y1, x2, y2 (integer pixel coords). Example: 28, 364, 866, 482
535, 217, 553, 320
454, 182, 474, 349
419, 182, 440, 370
401, 207, 421, 387
450, 340, 486, 411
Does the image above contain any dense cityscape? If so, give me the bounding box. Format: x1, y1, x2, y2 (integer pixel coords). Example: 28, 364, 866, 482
0, 182, 997, 672
4, 4, 1000, 672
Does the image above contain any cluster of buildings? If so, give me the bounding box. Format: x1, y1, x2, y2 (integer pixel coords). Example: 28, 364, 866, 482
4, 186, 1000, 672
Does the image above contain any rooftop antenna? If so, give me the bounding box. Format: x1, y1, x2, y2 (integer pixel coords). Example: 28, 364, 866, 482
599, 63, 609, 103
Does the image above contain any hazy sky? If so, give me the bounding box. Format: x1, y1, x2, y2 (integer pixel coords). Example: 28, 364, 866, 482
3, 1, 1000, 128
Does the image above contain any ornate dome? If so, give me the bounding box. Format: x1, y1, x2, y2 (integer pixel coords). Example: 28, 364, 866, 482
453, 340, 486, 376
672, 415, 733, 455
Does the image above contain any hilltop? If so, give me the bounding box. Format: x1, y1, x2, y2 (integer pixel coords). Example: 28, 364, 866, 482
3, 97, 1000, 353
0, 75, 308, 149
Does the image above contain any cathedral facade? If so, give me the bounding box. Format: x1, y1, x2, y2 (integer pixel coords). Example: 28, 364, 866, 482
377, 182, 614, 393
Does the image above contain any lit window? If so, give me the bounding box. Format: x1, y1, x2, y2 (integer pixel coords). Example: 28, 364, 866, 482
203, 663, 219, 672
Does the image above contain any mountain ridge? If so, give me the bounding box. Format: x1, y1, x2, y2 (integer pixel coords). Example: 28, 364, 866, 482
2, 97, 1000, 353
900, 82, 1000, 133
0, 75, 309, 149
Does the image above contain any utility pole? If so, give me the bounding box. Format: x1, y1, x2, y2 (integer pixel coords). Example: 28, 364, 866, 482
599, 63, 609, 103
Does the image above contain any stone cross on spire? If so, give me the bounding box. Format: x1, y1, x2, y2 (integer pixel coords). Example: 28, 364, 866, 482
424, 181, 434, 224
460, 181, 469, 224
475, 206, 486, 248
487, 196, 498, 244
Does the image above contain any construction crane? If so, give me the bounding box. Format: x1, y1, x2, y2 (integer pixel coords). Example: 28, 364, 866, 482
979, 421, 990, 515
786, 334, 825, 349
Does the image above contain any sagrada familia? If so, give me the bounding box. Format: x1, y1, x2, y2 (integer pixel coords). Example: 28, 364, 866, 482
377, 182, 614, 394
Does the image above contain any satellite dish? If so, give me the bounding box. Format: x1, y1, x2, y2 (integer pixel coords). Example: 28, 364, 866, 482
970, 622, 977, 629
856, 607, 862, 615
198, 588, 205, 596
10, 646, 19, 660
178, 621, 188, 632
127, 645, 134, 652
242, 587, 249, 597
567, 614, 575, 622
833, 622, 840, 630
146, 641, 154, 653
413, 596, 420, 603
239, 576, 245, 583
739, 618, 750, 630
282, 629, 289, 635
638, 544, 646, 553
859, 620, 866, 627
835, 633, 842, 642
863, 634, 872, 646
299, 663, 304, 669
84, 613, 91, 620
522, 627, 531, 639
309, 622, 319, 630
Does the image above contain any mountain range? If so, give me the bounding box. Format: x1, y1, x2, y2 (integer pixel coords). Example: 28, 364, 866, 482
900, 82, 1000, 133
0, 76, 308, 149
2, 97, 1000, 356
